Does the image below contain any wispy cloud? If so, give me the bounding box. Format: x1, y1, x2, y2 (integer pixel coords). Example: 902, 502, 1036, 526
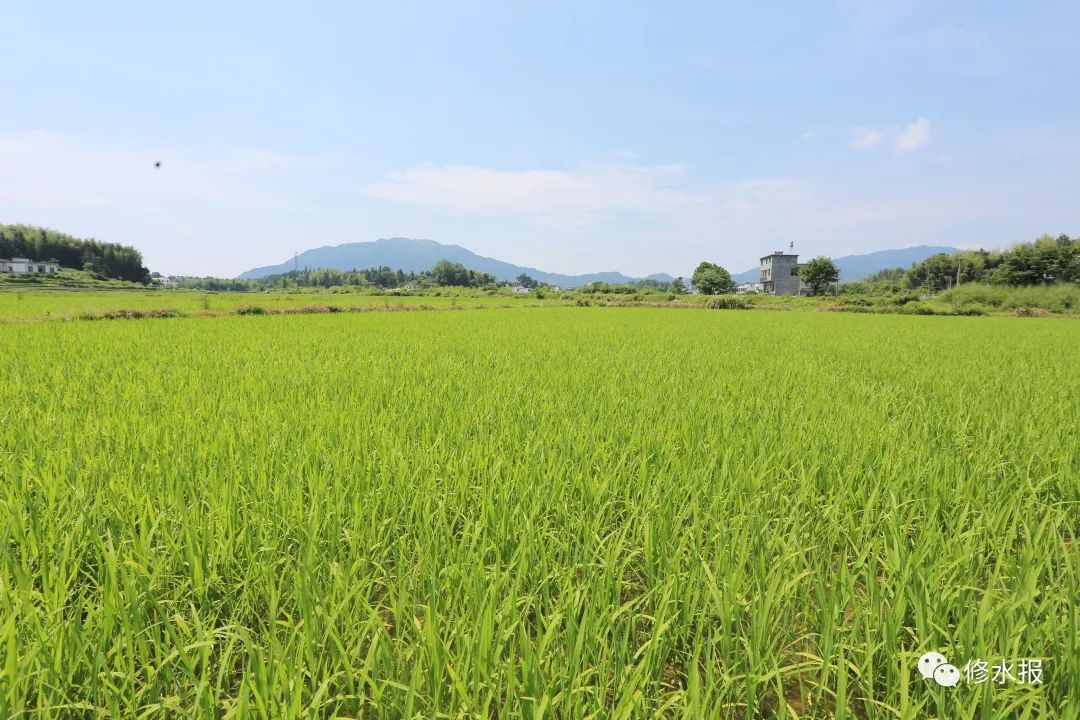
362, 161, 700, 232
361, 161, 808, 234
363, 162, 702, 216
894, 117, 932, 152
849, 128, 885, 149
849, 117, 933, 152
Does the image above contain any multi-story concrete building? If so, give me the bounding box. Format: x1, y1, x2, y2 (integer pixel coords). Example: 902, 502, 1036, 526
759, 251, 802, 295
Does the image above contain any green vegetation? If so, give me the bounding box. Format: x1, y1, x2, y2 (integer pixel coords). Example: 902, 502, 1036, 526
936, 283, 1080, 315
515, 273, 540, 289
799, 256, 840, 295
704, 295, 750, 310
176, 262, 502, 292
173, 266, 422, 292
427, 259, 498, 287
0, 224, 151, 283
906, 235, 1079, 291
2, 308, 1076, 718
4, 281, 1080, 324
691, 261, 735, 295
0, 267, 152, 289
853, 234, 1080, 294
0, 289, 537, 322
838, 269, 911, 297
833, 236, 1080, 316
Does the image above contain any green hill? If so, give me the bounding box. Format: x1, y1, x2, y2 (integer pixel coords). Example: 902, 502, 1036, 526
0, 225, 150, 283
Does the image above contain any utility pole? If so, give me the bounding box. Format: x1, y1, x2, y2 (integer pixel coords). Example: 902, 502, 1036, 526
956, 261, 962, 287
294, 252, 298, 273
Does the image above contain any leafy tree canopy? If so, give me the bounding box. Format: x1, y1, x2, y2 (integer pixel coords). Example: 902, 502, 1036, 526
691, 262, 735, 295
799, 257, 840, 295
429, 260, 498, 287
904, 235, 1079, 292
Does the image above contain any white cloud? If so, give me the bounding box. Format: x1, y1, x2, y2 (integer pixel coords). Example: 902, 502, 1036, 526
894, 116, 932, 152
849, 128, 884, 149
363, 162, 701, 215
361, 162, 810, 235
849, 117, 932, 152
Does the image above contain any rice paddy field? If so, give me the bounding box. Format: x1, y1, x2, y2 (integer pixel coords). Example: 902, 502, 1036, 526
0, 289, 539, 322
2, 306, 1078, 718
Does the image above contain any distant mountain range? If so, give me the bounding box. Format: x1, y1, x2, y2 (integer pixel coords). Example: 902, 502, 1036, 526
238, 238, 960, 286
730, 245, 960, 283
238, 238, 675, 286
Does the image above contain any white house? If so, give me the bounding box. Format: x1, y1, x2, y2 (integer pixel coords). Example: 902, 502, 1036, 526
734, 281, 763, 294
0, 258, 60, 274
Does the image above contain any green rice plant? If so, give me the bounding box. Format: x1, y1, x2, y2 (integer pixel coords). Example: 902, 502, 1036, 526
0, 308, 1077, 718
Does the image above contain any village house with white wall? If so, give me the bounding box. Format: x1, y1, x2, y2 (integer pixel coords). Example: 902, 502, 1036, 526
0, 258, 60, 274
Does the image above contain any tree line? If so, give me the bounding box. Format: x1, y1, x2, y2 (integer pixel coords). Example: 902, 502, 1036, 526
175, 260, 502, 291
0, 225, 150, 283
900, 235, 1079, 292
174, 266, 424, 291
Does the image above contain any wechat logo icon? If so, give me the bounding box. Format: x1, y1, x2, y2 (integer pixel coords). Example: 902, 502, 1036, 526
918, 652, 960, 688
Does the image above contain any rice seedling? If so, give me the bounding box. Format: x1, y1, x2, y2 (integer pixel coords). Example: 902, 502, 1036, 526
1, 308, 1077, 718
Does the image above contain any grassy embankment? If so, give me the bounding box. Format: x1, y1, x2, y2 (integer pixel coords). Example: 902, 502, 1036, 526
2, 282, 1078, 323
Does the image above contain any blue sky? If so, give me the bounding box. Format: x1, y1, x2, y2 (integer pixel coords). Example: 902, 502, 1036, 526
2, 1, 1077, 278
